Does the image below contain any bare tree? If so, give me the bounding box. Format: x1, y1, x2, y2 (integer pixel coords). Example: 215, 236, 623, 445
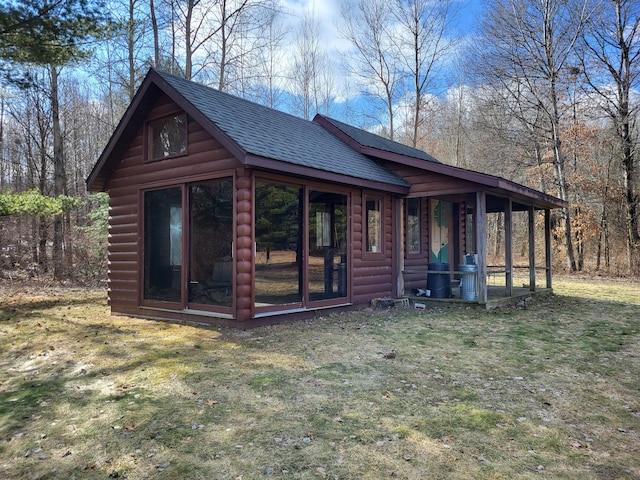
99, 0, 151, 101
290, 11, 336, 120
579, 0, 640, 273
392, 0, 456, 148
150, 0, 160, 67
340, 0, 402, 139
474, 0, 593, 272
253, 6, 287, 108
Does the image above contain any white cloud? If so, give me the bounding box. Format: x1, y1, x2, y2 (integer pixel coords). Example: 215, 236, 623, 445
277, 0, 353, 54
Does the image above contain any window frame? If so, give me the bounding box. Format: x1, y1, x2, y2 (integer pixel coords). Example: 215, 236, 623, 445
139, 175, 235, 316
406, 197, 422, 255
364, 195, 383, 255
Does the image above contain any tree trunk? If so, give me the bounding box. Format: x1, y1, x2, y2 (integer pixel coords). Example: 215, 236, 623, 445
38, 215, 48, 271
150, 0, 160, 67
50, 64, 65, 280
619, 117, 640, 273
549, 79, 577, 272
127, 0, 136, 100
218, 0, 228, 91
185, 0, 194, 80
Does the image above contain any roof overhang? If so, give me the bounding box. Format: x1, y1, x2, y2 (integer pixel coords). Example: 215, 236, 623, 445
87, 70, 410, 195
315, 114, 566, 211
245, 154, 410, 195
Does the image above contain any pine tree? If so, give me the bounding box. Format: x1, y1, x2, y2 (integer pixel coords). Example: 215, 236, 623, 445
0, 0, 110, 279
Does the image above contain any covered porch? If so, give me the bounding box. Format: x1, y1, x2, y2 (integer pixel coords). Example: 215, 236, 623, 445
399, 189, 563, 307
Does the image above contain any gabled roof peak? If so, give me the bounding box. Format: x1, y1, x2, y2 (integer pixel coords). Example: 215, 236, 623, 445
87, 68, 409, 191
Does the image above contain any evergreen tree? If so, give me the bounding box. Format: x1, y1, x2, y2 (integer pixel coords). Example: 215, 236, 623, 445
0, 0, 111, 279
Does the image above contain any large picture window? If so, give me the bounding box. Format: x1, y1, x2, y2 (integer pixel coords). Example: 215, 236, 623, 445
255, 181, 303, 307
308, 190, 347, 301
188, 181, 234, 306
144, 187, 183, 302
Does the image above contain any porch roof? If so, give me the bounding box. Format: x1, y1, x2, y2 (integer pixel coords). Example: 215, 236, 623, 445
315, 114, 567, 211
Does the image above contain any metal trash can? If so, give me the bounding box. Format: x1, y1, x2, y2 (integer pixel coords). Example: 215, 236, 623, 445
458, 263, 478, 300
427, 262, 451, 298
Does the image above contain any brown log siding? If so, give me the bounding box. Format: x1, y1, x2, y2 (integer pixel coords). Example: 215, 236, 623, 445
352, 192, 395, 304
235, 170, 253, 322
105, 95, 241, 319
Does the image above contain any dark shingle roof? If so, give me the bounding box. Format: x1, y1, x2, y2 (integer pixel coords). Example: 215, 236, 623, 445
317, 115, 441, 163
156, 71, 409, 188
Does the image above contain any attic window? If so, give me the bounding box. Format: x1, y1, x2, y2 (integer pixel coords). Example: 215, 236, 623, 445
148, 113, 187, 160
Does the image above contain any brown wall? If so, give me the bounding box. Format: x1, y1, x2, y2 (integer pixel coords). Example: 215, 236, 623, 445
105, 94, 241, 319
351, 191, 395, 303
105, 95, 409, 326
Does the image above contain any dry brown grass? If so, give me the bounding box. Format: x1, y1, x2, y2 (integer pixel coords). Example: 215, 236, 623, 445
0, 277, 639, 479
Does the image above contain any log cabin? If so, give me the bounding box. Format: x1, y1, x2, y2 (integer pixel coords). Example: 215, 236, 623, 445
87, 68, 565, 327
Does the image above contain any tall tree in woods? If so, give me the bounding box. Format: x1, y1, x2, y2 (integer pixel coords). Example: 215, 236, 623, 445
0, 0, 110, 279
579, 0, 640, 273
252, 6, 287, 108
392, 0, 456, 148
167, 0, 275, 87
109, 0, 151, 101
149, 0, 160, 68
340, 0, 402, 139
290, 11, 336, 120
473, 0, 592, 272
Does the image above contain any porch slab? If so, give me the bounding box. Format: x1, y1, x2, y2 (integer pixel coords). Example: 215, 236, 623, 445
406, 286, 554, 310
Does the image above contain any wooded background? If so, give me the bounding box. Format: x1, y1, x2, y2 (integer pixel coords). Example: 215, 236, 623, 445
0, 0, 638, 281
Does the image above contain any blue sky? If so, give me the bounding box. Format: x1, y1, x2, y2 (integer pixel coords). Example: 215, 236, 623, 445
272, 0, 485, 122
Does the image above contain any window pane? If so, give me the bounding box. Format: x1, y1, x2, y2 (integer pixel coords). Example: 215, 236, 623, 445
188, 180, 234, 306
366, 197, 381, 253
144, 187, 183, 302
309, 191, 347, 301
407, 198, 420, 254
255, 181, 302, 306
150, 113, 187, 159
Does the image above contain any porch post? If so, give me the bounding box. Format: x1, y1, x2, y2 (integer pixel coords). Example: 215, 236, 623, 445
475, 191, 487, 304
545, 208, 552, 289
504, 198, 513, 297
397, 198, 405, 297
528, 205, 536, 292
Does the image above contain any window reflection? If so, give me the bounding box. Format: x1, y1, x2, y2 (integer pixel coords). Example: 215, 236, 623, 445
255, 181, 303, 306
366, 197, 381, 253
143, 187, 182, 302
309, 191, 347, 301
407, 198, 420, 254
188, 181, 233, 306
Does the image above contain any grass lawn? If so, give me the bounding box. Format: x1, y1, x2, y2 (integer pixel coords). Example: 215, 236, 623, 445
1, 277, 639, 479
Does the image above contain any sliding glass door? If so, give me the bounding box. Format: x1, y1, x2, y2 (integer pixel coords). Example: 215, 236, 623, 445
142, 178, 233, 311
254, 181, 303, 307
254, 182, 349, 309
308, 190, 348, 302
188, 181, 234, 307
143, 187, 183, 303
